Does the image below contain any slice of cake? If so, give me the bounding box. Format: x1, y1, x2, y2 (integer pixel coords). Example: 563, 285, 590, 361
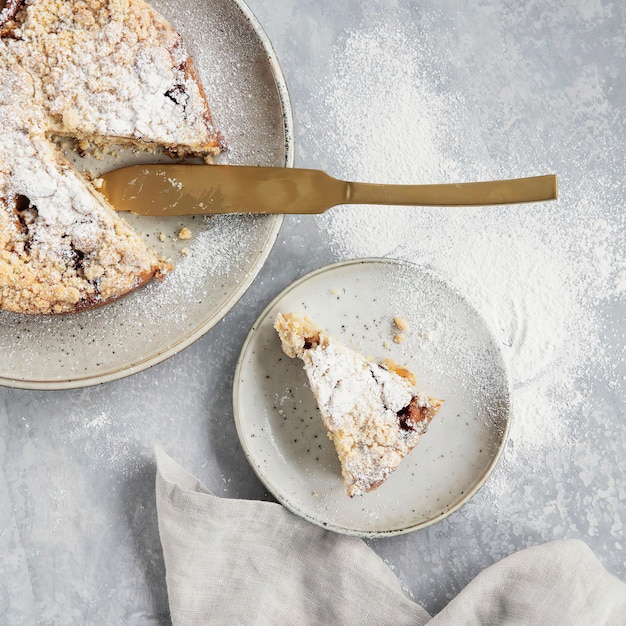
275, 312, 443, 497
2, 0, 224, 157
0, 65, 169, 313
0, 0, 224, 314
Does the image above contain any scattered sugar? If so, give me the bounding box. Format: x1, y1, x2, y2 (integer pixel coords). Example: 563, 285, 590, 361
311, 24, 624, 496
65, 411, 140, 476
153, 0, 287, 167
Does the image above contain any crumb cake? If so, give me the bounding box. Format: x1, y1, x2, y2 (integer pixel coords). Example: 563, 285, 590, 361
275, 312, 443, 497
0, 0, 224, 314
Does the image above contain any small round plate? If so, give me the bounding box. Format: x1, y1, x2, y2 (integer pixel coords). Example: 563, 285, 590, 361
0, 0, 293, 389
233, 258, 511, 537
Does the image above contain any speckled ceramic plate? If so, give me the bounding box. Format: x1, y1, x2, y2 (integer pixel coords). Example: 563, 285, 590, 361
0, 0, 293, 389
233, 258, 511, 537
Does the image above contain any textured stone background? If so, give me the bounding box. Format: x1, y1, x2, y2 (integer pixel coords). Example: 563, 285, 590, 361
1, 0, 624, 622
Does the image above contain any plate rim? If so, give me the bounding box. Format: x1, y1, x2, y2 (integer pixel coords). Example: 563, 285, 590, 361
0, 0, 295, 390
233, 257, 512, 537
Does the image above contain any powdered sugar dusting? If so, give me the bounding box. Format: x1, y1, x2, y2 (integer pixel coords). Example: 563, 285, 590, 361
274, 311, 442, 498
151, 0, 287, 167
312, 23, 625, 478
66, 411, 140, 475
0, 0, 291, 383
5, 0, 220, 149
238, 258, 509, 534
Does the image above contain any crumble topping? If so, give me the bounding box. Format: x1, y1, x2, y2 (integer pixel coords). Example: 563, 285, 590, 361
3, 0, 223, 155
275, 312, 442, 497
0, 0, 224, 314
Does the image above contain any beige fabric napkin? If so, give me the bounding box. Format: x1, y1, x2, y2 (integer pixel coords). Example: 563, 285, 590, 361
155, 447, 626, 625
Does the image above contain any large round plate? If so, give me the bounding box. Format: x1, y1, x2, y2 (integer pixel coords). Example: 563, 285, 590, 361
0, 0, 293, 389
234, 258, 511, 536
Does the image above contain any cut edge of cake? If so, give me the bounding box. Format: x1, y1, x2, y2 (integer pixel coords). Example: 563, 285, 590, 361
274, 311, 443, 497
0, 0, 226, 314
1, 0, 226, 159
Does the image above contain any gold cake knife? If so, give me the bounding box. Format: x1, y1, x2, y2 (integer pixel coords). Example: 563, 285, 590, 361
99, 164, 558, 216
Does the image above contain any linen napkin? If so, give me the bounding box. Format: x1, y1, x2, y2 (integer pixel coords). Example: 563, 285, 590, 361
154, 446, 626, 625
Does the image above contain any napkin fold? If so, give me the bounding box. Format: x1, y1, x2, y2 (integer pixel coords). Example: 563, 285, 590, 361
155, 447, 626, 625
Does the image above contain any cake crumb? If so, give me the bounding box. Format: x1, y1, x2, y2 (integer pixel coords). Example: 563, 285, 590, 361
92, 177, 104, 189
329, 287, 339, 295
394, 333, 404, 344
180, 247, 190, 256
394, 316, 409, 332
381, 358, 416, 385
178, 227, 192, 240
159, 233, 166, 242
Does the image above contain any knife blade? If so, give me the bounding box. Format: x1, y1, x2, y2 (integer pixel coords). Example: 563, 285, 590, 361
98, 164, 558, 216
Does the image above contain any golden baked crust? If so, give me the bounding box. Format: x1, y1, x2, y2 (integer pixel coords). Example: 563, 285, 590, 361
275, 312, 443, 497
0, 0, 224, 314
0, 61, 171, 314
2, 0, 224, 156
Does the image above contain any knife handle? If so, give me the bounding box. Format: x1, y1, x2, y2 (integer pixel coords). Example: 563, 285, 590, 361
342, 174, 558, 207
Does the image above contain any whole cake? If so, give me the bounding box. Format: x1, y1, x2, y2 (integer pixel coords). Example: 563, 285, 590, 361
275, 312, 443, 497
0, 0, 224, 314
